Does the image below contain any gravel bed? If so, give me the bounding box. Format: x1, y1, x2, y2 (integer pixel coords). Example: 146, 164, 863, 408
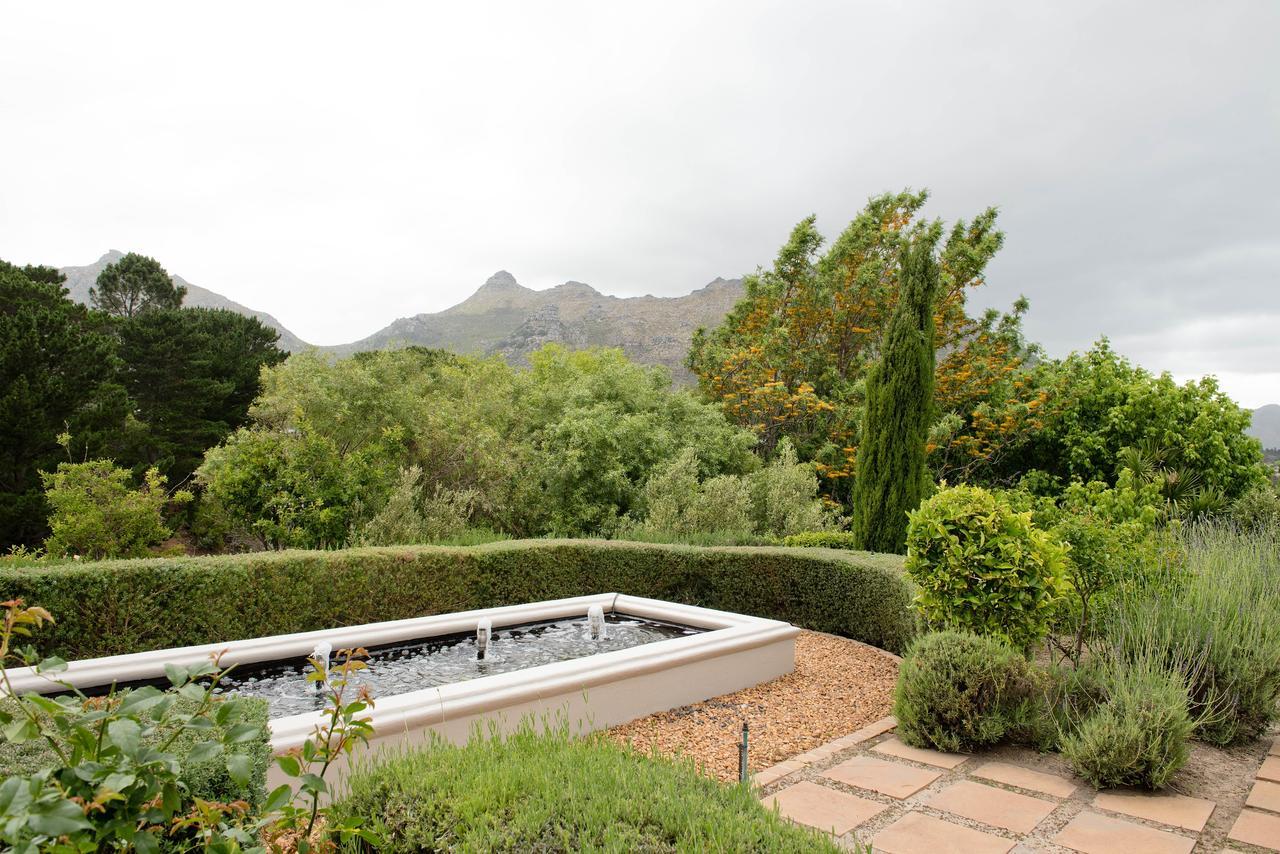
608, 630, 899, 782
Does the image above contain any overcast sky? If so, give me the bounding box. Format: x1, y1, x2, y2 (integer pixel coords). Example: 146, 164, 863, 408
2, 1, 1276, 406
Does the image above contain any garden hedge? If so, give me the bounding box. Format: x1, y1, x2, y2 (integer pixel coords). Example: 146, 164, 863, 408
0, 539, 914, 658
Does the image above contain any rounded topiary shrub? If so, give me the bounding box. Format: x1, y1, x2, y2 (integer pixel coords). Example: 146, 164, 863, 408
893, 631, 1046, 753
905, 485, 1069, 650
1061, 657, 1192, 790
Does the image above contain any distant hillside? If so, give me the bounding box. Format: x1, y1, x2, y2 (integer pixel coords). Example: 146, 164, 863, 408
1249, 404, 1280, 451
327, 270, 745, 383
55, 255, 744, 381
59, 251, 310, 352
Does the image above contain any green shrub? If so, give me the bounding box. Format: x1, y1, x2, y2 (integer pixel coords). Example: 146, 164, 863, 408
893, 631, 1047, 753
0, 539, 915, 658
781, 532, 860, 550
41, 462, 188, 559
330, 724, 841, 853
905, 485, 1069, 650
1061, 656, 1192, 789
1101, 524, 1280, 745
0, 694, 271, 808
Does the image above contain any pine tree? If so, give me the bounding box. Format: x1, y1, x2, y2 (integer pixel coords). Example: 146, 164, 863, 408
90, 252, 186, 317
851, 226, 940, 553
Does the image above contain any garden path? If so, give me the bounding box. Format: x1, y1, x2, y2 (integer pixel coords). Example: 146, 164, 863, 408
756, 718, 1280, 853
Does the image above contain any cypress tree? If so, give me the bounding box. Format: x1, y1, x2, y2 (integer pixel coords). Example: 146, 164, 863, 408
851, 229, 940, 553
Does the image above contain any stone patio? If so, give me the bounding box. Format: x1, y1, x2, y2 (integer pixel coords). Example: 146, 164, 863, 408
756, 720, 1280, 852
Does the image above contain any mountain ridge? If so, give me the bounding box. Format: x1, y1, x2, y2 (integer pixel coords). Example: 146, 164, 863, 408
1249, 404, 1280, 451
57, 253, 744, 382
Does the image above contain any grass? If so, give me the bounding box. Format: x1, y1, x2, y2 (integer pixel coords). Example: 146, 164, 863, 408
330, 722, 843, 853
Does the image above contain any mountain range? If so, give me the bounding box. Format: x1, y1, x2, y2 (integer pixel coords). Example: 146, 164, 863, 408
1249, 404, 1280, 451
53, 253, 1280, 424
58, 252, 743, 383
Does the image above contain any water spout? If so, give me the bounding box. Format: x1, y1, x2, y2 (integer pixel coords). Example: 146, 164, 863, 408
588, 604, 607, 640
476, 618, 492, 660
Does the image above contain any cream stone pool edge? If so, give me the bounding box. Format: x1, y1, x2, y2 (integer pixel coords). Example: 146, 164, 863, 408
5, 593, 800, 790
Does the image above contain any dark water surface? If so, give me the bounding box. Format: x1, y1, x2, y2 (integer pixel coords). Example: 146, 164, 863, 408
212, 613, 702, 718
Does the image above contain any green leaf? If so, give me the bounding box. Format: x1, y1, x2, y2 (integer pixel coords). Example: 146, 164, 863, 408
187, 740, 223, 764
226, 753, 253, 787
2, 716, 39, 744
28, 799, 93, 837
107, 718, 142, 755
275, 754, 301, 777
263, 783, 294, 812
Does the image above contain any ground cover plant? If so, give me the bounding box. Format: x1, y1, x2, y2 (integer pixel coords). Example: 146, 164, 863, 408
330, 722, 843, 853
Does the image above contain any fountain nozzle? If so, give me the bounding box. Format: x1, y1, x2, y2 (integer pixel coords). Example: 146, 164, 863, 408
588, 604, 607, 640
476, 618, 492, 660
311, 641, 332, 692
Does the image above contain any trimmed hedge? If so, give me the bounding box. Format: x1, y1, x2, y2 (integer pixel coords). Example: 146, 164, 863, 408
0, 539, 914, 658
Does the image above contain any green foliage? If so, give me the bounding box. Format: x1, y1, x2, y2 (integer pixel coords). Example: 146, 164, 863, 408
780, 531, 861, 549
1013, 340, 1265, 502
1228, 483, 1280, 531
0, 602, 270, 852
330, 723, 842, 853
89, 252, 187, 317
41, 461, 187, 559
852, 226, 939, 553
0, 261, 127, 548
1099, 525, 1280, 745
905, 485, 1069, 650
198, 428, 384, 549
623, 440, 837, 541
353, 466, 483, 546
1060, 655, 1193, 790
0, 600, 375, 853
893, 631, 1046, 753
0, 540, 916, 658
113, 308, 285, 485
217, 345, 758, 543
0, 694, 271, 808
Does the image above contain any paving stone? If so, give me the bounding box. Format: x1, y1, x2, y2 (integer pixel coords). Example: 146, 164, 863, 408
846, 715, 897, 743
872, 736, 970, 769
1260, 755, 1280, 783
872, 811, 1014, 854
926, 779, 1057, 834
971, 760, 1078, 798
1054, 810, 1195, 854
761, 780, 887, 835
1092, 789, 1216, 832
1228, 808, 1280, 851
822, 755, 941, 799
1270, 736, 1280, 756
1248, 779, 1280, 814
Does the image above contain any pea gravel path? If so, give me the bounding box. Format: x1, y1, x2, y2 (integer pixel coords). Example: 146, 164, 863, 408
608, 630, 899, 782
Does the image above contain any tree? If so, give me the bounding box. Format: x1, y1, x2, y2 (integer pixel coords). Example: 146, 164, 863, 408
0, 260, 127, 548
1005, 340, 1265, 501
114, 308, 286, 485
851, 226, 940, 553
688, 190, 1039, 504
90, 252, 187, 317
41, 461, 185, 559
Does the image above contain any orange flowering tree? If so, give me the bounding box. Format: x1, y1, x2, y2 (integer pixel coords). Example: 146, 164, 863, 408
687, 190, 1047, 505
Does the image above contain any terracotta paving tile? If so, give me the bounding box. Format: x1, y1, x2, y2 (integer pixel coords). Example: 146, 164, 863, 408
872, 811, 1014, 854
971, 760, 1078, 798
1248, 779, 1280, 814
872, 736, 970, 769
1260, 755, 1280, 783
1228, 808, 1280, 851
1054, 810, 1195, 854
761, 780, 888, 835
926, 779, 1057, 834
1270, 735, 1280, 756
846, 715, 897, 743
1092, 789, 1216, 832
823, 754, 941, 799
